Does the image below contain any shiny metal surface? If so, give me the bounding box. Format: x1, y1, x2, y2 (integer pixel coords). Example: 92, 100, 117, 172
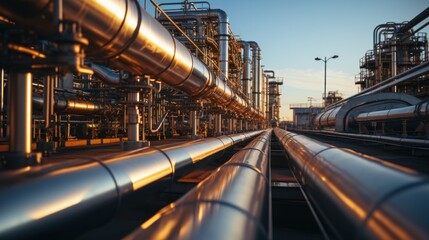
33, 95, 112, 115
0, 160, 118, 239
163, 9, 230, 81
9, 73, 32, 154
355, 101, 429, 122
127, 91, 140, 142
90, 62, 123, 85
0, 1, 260, 119
239, 41, 251, 97
0, 131, 261, 239
125, 130, 271, 240
274, 128, 429, 239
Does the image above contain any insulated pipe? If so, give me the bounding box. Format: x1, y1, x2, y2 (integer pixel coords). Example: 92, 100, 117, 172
239, 41, 251, 97
125, 129, 271, 240
274, 128, 429, 239
8, 73, 32, 154
0, 1, 263, 119
0, 130, 262, 239
249, 41, 261, 110
354, 100, 429, 122
160, 9, 230, 81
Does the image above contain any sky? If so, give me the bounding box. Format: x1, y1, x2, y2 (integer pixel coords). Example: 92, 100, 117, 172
145, 0, 429, 121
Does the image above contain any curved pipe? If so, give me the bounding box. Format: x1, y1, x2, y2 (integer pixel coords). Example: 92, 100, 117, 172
0, 1, 262, 120
0, 130, 263, 239
274, 128, 429, 239
88, 62, 127, 85
263, 70, 275, 78
125, 129, 272, 240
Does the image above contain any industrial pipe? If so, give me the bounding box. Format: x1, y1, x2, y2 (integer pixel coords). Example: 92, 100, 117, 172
33, 95, 113, 115
249, 41, 261, 110
355, 100, 429, 122
274, 128, 429, 239
0, 1, 262, 120
89, 62, 126, 85
239, 41, 251, 98
0, 130, 262, 239
125, 129, 272, 240
159, 9, 230, 81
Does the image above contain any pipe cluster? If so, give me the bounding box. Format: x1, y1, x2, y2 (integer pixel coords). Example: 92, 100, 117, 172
125, 129, 272, 240
0, 131, 262, 239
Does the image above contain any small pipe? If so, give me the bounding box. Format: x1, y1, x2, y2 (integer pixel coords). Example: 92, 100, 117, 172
0, 69, 4, 138
89, 62, 126, 85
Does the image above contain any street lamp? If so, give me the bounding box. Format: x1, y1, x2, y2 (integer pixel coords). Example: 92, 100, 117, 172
315, 55, 338, 108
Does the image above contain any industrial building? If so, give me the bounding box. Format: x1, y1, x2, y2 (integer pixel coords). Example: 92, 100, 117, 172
0, 1, 429, 240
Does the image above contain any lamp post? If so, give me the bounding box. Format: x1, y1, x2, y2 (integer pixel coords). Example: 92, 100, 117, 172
315, 55, 338, 108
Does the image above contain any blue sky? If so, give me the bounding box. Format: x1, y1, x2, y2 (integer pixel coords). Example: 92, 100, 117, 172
146, 0, 429, 120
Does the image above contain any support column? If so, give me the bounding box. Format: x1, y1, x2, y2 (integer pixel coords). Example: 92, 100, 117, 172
0, 69, 4, 138
189, 110, 200, 139
215, 113, 222, 136
122, 76, 147, 150
5, 73, 41, 168
128, 92, 139, 141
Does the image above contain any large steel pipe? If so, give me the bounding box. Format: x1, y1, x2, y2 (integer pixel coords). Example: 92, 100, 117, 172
125, 129, 272, 240
0, 131, 262, 239
355, 100, 429, 122
0, 1, 262, 120
273, 128, 429, 239
8, 73, 32, 155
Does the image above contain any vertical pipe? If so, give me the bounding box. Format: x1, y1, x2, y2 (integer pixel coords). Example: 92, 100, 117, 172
43, 76, 54, 142
392, 40, 398, 92
218, 11, 229, 81
240, 41, 251, 98
256, 48, 261, 110
215, 113, 222, 135
141, 102, 146, 142
127, 92, 140, 142
190, 110, 197, 136
0, 69, 4, 138
9, 73, 32, 154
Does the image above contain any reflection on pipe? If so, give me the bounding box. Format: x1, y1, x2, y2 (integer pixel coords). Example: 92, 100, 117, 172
0, 131, 262, 239
88, 62, 128, 85
0, 1, 262, 120
33, 95, 113, 115
274, 128, 429, 239
355, 100, 429, 122
125, 129, 272, 240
